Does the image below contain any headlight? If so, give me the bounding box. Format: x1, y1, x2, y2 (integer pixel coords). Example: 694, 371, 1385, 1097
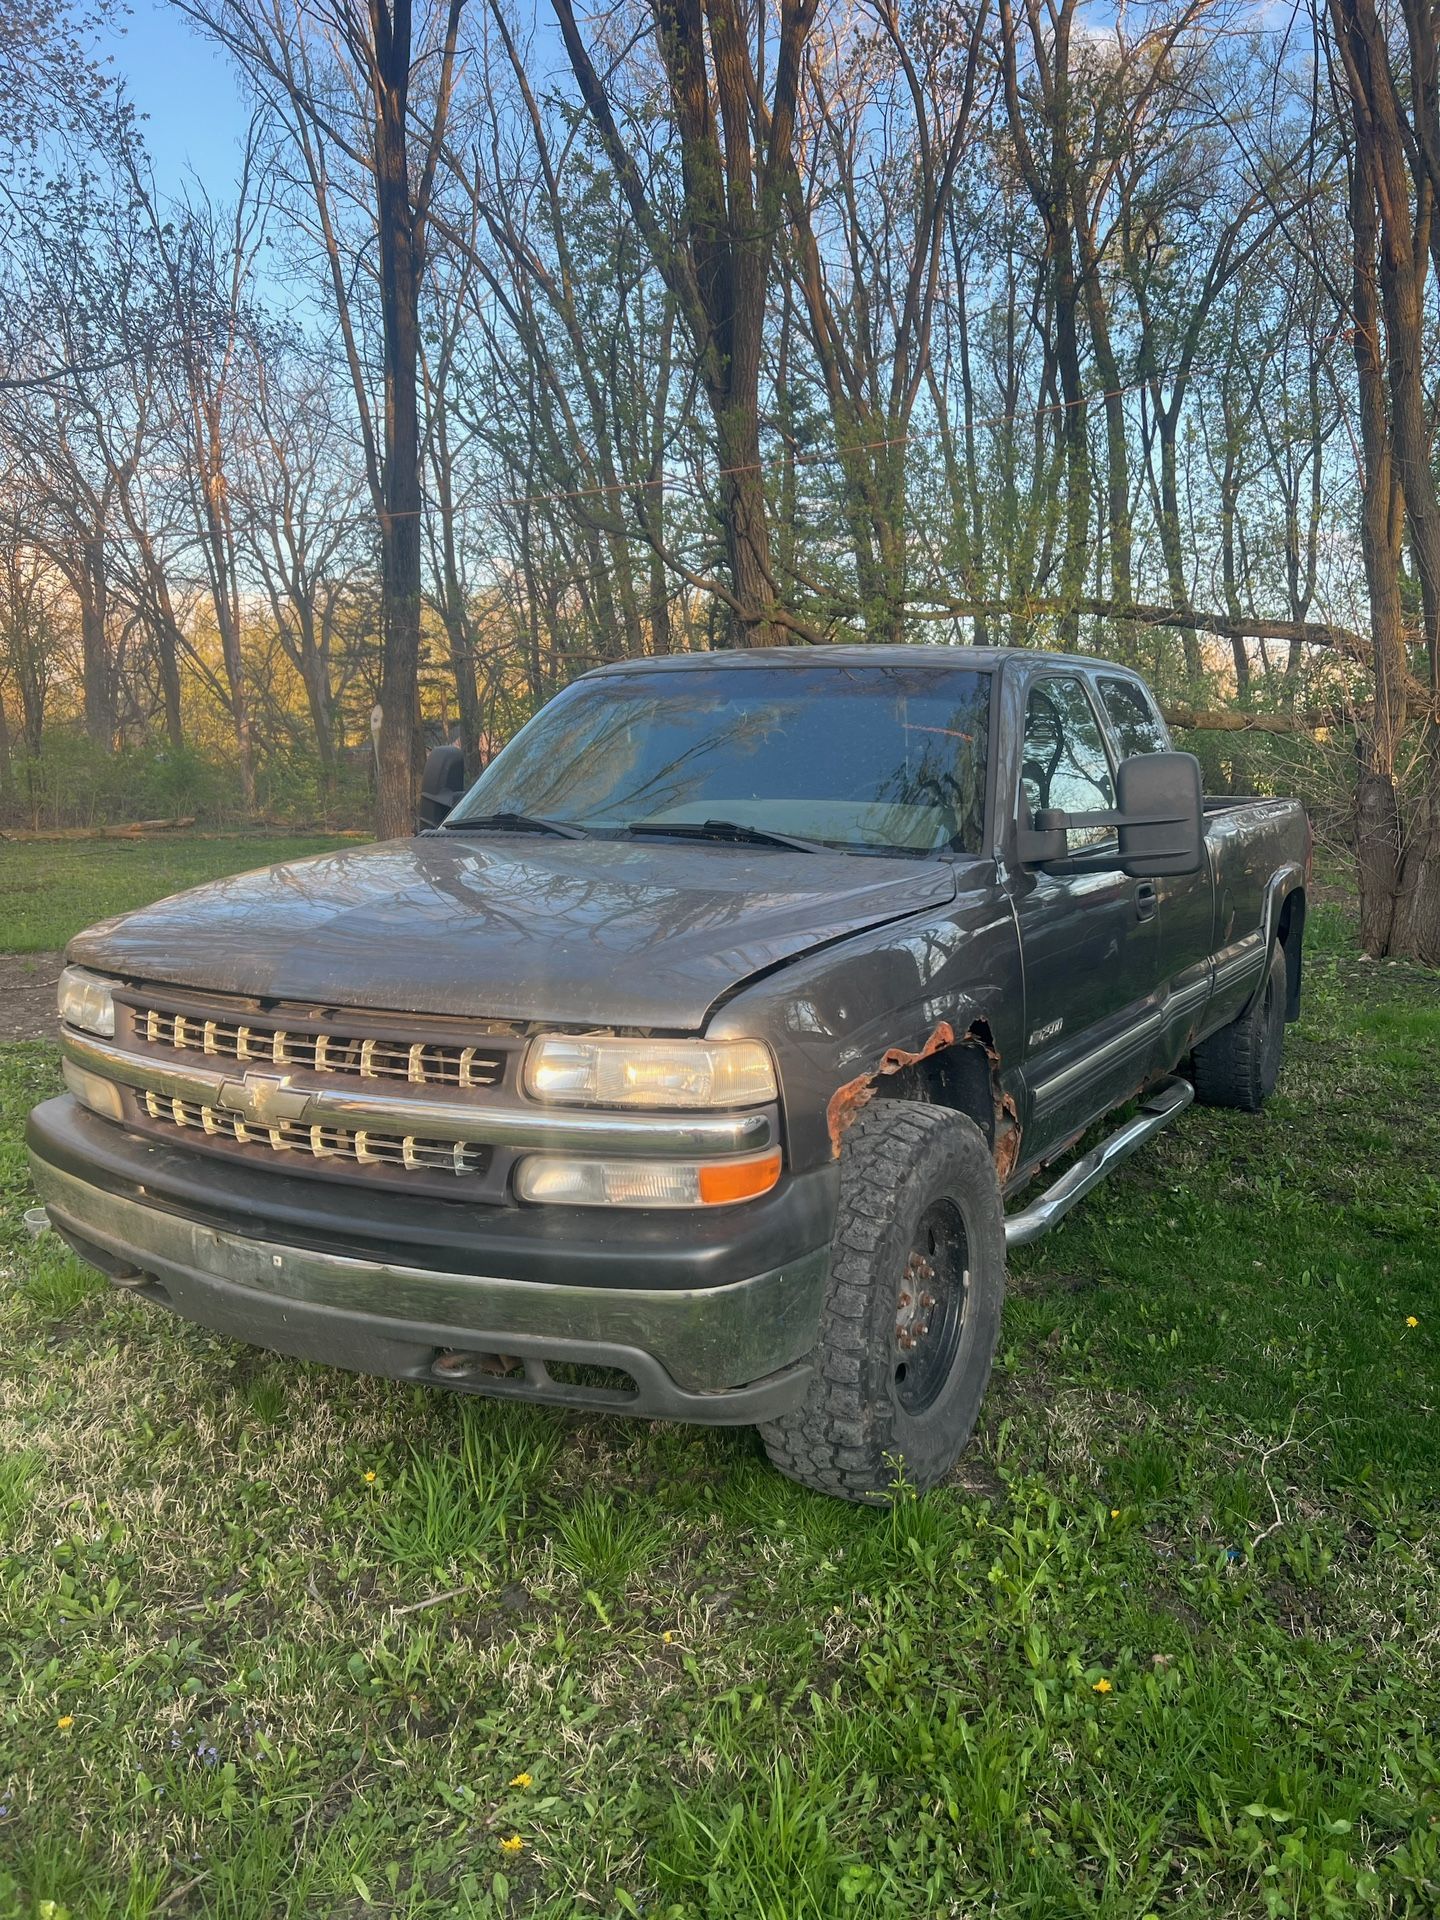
524, 1035, 776, 1109
515, 1150, 782, 1208
57, 965, 118, 1037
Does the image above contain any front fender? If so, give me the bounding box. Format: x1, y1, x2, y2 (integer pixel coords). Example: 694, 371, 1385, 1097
707, 877, 1023, 1175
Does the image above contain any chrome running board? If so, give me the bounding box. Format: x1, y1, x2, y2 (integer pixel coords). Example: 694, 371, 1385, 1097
1003, 1076, 1194, 1249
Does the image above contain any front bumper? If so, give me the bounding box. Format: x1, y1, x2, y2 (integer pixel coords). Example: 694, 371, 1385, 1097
27, 1097, 835, 1424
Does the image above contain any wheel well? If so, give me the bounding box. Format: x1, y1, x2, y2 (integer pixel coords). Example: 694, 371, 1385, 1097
1275, 888, 1306, 1019
880, 1044, 993, 1134
868, 1020, 1022, 1181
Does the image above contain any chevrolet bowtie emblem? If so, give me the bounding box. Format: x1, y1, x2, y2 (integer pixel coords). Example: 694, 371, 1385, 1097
218, 1073, 311, 1126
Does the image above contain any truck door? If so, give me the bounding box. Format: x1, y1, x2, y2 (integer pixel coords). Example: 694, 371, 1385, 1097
1012, 673, 1162, 1156
1105, 672, 1221, 1067
1094, 672, 1216, 1069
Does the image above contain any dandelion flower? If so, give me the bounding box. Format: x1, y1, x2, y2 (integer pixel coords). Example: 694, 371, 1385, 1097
1110, 1508, 1120, 1519
1406, 1316, 1419, 1329
1092, 1678, 1112, 1695
56, 1715, 74, 1729
661, 1631, 674, 1643
509, 1772, 532, 1789
499, 1834, 525, 1853
363, 1470, 377, 1483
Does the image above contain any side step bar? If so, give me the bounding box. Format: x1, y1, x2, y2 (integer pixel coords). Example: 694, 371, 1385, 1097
1003, 1076, 1194, 1249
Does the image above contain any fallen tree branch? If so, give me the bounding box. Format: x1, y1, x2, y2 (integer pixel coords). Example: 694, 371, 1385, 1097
1162, 696, 1436, 735
909, 596, 1375, 662
1162, 706, 1321, 734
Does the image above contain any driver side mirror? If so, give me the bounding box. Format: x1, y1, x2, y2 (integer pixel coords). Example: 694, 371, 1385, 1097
1018, 750, 1204, 877
418, 744, 466, 832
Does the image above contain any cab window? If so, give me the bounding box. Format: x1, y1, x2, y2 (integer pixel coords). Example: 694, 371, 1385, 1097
1019, 678, 1116, 849
1098, 676, 1169, 757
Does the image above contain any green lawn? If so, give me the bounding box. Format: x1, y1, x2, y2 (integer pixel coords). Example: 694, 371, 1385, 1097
1, 834, 357, 952
0, 867, 1437, 1916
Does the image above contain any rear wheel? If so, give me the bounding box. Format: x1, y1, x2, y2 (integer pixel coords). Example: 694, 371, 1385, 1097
1192, 943, 1287, 1112
759, 1102, 1005, 1502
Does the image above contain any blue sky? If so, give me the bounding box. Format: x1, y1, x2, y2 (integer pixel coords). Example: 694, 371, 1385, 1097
107, 1, 253, 195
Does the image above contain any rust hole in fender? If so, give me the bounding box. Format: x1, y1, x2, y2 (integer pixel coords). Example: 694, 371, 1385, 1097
825, 1017, 1022, 1180
994, 1113, 1022, 1184
825, 1020, 957, 1155
970, 1018, 1023, 1183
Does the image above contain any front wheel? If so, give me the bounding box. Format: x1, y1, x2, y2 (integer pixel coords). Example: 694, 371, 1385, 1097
759, 1102, 1006, 1502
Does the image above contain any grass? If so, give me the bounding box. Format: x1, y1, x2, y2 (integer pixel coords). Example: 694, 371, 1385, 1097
0, 834, 357, 952
0, 860, 1438, 1915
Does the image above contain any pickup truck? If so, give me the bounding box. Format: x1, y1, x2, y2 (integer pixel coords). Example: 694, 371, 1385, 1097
28, 647, 1309, 1500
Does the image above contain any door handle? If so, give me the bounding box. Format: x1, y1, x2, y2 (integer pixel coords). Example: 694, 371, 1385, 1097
1134, 881, 1158, 921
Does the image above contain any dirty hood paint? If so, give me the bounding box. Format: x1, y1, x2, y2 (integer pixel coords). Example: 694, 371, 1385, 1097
69, 835, 960, 1029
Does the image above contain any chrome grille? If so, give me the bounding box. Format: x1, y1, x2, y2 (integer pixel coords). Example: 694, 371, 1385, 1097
140, 1008, 505, 1089
143, 1091, 489, 1176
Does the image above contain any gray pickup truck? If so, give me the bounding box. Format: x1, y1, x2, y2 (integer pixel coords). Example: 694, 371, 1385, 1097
29, 647, 1309, 1499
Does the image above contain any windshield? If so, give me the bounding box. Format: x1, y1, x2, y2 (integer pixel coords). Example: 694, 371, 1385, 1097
447, 663, 992, 856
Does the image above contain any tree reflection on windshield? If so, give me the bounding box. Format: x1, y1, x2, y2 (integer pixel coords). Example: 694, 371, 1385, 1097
448, 664, 992, 856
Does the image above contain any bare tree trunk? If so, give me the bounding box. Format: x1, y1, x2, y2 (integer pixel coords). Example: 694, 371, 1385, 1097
1076, 216, 1134, 661
1217, 391, 1251, 700
1347, 145, 1408, 954
1153, 414, 1203, 685
1052, 233, 1088, 650
154, 617, 186, 750
175, 0, 468, 839
78, 541, 114, 747
1332, 0, 1440, 959
432, 517, 485, 777
645, 303, 676, 654
716, 405, 778, 645
373, 15, 424, 835
300, 651, 336, 783
999, 0, 1088, 648
196, 412, 255, 806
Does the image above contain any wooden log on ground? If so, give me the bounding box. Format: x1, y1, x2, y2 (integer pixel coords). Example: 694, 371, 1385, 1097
0, 816, 198, 842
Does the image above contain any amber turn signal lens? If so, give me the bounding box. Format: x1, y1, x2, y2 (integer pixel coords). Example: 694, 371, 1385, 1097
515, 1148, 783, 1208
696, 1150, 782, 1206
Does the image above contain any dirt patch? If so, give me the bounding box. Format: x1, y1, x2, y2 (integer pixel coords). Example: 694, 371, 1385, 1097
0, 951, 63, 1043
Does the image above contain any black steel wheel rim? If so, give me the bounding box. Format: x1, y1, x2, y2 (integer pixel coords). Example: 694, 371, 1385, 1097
892, 1198, 969, 1416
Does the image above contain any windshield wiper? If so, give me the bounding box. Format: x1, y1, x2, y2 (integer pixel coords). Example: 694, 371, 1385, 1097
444, 810, 587, 840
626, 817, 830, 854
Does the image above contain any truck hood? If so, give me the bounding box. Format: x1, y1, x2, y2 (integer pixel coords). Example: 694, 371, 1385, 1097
69, 835, 959, 1029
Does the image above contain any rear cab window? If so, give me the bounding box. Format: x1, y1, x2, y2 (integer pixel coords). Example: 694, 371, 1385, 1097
1097, 675, 1171, 757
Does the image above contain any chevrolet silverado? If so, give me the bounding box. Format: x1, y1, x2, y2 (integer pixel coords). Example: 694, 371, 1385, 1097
28, 647, 1309, 1498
